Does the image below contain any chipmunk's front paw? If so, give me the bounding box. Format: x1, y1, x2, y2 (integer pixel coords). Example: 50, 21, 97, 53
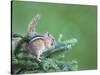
38, 59, 41, 62
33, 56, 41, 62
36, 58, 41, 62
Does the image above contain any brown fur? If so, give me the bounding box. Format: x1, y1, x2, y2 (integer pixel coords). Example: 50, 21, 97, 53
28, 36, 54, 61
30, 37, 53, 52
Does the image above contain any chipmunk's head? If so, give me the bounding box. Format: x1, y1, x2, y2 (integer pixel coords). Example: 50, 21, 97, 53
44, 32, 56, 49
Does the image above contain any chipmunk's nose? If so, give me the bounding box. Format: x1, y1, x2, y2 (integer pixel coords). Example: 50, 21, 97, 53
51, 42, 56, 48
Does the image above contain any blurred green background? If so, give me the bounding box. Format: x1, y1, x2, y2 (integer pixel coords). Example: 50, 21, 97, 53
12, 1, 97, 70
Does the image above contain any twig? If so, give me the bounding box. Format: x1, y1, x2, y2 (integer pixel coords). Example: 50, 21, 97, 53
12, 33, 24, 38
42, 44, 68, 58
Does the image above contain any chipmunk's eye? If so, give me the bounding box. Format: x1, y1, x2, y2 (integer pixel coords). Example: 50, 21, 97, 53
51, 38, 55, 46
51, 42, 53, 46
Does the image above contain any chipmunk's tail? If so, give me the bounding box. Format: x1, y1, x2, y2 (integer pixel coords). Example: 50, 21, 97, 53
28, 14, 40, 33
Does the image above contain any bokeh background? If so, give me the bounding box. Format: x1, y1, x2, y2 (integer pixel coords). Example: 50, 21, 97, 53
12, 1, 97, 70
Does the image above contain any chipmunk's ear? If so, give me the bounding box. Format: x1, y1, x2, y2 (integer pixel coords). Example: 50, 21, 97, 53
28, 14, 40, 33
44, 32, 50, 37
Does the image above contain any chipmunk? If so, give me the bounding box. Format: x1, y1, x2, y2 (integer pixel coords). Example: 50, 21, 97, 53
26, 14, 55, 62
